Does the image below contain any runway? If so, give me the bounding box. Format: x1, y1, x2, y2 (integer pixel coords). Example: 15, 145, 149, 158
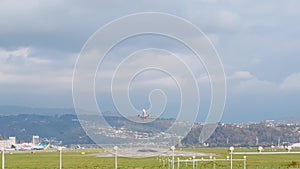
94, 147, 215, 157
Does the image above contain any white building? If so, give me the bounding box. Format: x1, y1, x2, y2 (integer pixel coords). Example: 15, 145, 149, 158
32, 135, 39, 146
0, 136, 16, 150
9, 137, 16, 145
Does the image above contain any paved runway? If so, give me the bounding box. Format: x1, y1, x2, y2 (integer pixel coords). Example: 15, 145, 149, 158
94, 148, 215, 157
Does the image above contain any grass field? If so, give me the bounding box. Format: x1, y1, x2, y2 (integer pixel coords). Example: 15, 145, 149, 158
1, 148, 300, 168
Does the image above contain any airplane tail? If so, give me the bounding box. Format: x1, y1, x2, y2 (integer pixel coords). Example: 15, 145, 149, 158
44, 143, 50, 150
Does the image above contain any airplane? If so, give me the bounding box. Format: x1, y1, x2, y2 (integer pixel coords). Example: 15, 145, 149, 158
138, 109, 149, 120
31, 144, 44, 150
32, 141, 50, 150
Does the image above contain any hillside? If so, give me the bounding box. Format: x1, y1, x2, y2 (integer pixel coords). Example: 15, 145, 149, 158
1, 114, 300, 147
182, 121, 300, 147
0, 114, 91, 144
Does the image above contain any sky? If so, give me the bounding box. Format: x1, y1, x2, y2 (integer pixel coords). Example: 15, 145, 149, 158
0, 0, 300, 122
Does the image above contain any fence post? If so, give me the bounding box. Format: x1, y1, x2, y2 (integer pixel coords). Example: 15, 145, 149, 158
213, 157, 216, 169
2, 148, 4, 169
244, 156, 247, 169
192, 156, 195, 169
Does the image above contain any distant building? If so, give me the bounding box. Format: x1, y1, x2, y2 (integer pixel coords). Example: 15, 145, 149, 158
9, 137, 16, 145
0, 136, 16, 149
32, 135, 39, 146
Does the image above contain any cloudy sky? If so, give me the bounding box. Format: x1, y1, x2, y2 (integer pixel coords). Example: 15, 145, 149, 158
0, 0, 299, 122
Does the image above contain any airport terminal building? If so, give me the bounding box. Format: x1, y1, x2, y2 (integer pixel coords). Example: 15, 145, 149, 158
0, 137, 16, 150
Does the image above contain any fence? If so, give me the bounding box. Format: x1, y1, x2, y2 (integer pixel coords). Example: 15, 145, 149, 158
159, 156, 246, 169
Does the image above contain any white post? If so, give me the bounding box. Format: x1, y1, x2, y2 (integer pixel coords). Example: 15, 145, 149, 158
192, 156, 195, 169
59, 147, 62, 169
213, 157, 216, 169
114, 146, 118, 169
230, 153, 233, 169
192, 159, 194, 169
243, 156, 247, 169
171, 146, 175, 169
177, 157, 180, 169
230, 153, 232, 169
1, 148, 4, 169
229, 146, 234, 169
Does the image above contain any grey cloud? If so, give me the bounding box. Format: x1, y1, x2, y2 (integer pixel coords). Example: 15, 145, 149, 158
0, 0, 300, 121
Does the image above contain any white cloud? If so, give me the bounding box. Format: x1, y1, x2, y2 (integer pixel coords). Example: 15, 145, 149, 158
197, 74, 210, 83
280, 73, 300, 91
0, 47, 51, 66
227, 71, 277, 94
0, 71, 71, 86
216, 10, 239, 30
0, 47, 74, 93
235, 78, 277, 93
228, 71, 254, 80
134, 76, 180, 88
186, 7, 240, 33
249, 58, 263, 64
230, 71, 300, 93
94, 50, 207, 92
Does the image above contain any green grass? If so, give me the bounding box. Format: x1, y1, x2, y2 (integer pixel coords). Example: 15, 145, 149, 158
1, 148, 300, 168
182, 148, 300, 169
